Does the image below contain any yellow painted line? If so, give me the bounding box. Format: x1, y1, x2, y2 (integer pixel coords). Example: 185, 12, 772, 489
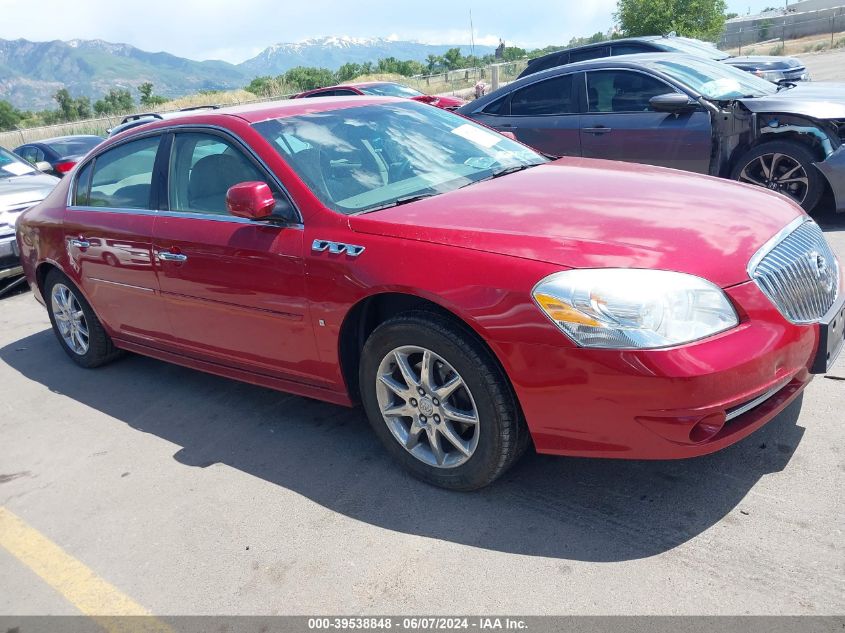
0, 506, 173, 633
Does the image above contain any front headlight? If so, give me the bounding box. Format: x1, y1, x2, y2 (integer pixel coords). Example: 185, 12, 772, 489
532, 269, 739, 349
755, 69, 786, 83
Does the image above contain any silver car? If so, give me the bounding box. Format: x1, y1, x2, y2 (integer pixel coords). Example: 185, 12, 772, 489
0, 147, 59, 282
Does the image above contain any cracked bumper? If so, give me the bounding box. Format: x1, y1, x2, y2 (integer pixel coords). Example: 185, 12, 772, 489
815, 145, 845, 213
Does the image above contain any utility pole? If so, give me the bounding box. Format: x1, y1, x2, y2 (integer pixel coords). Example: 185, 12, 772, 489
470, 9, 476, 59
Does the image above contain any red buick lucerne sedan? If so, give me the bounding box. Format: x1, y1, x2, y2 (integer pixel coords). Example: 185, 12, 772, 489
16, 97, 844, 490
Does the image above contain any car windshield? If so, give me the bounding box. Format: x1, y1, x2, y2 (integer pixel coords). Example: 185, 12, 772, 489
649, 57, 777, 99
254, 101, 546, 215
44, 136, 102, 158
657, 37, 730, 61
358, 83, 425, 98
0, 147, 37, 178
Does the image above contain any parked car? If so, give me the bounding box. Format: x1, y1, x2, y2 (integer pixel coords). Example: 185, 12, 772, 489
16, 98, 843, 489
293, 81, 466, 109
519, 35, 809, 84
460, 53, 845, 214
14, 135, 103, 177
107, 106, 222, 137
0, 147, 58, 282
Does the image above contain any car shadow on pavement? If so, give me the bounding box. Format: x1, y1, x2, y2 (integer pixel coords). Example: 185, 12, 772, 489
1, 329, 805, 563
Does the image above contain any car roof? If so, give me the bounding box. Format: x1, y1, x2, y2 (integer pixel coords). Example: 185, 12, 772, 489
23, 135, 103, 146
523, 52, 685, 77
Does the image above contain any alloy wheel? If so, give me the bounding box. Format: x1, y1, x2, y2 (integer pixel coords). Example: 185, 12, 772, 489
51, 283, 89, 355
738, 152, 809, 206
375, 345, 480, 468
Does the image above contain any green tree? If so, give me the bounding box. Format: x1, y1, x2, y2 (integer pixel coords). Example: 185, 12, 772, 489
283, 66, 335, 91
138, 82, 168, 107
425, 54, 442, 73
442, 47, 464, 70
336, 62, 364, 82
0, 100, 22, 131
615, 0, 728, 40
94, 89, 134, 116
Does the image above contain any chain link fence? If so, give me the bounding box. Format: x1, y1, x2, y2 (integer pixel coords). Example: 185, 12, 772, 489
719, 7, 845, 51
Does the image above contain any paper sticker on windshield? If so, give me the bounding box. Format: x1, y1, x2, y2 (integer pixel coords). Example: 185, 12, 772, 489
451, 123, 502, 148
2, 162, 33, 176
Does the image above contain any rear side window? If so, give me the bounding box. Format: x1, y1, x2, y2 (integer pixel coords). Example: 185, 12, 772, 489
303, 90, 334, 97
510, 74, 576, 116
612, 44, 652, 55
73, 161, 94, 206
86, 136, 160, 209
570, 46, 608, 62
529, 53, 568, 75
481, 96, 510, 115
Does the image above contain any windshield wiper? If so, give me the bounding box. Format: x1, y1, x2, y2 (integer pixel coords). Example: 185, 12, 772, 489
352, 192, 438, 214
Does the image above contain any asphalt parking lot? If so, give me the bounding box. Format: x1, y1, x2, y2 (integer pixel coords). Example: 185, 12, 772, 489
1, 213, 843, 617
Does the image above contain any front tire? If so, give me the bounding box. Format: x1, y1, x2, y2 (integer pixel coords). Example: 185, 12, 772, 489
44, 269, 122, 368
731, 141, 825, 212
359, 312, 527, 490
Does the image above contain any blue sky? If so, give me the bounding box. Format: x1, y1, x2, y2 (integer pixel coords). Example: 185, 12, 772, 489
0, 0, 785, 63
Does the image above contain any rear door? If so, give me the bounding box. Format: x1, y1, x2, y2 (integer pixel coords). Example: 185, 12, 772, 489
152, 129, 318, 382
63, 133, 171, 344
474, 72, 581, 157
579, 69, 712, 173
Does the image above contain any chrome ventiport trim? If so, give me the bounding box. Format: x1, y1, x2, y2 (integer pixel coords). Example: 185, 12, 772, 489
725, 379, 791, 422
312, 240, 365, 257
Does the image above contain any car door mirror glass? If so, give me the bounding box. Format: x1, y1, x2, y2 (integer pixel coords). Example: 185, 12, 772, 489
650, 93, 695, 113
226, 181, 276, 220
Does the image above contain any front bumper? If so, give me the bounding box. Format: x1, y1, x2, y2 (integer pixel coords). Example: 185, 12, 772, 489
502, 280, 818, 459
814, 145, 845, 213
0, 234, 23, 280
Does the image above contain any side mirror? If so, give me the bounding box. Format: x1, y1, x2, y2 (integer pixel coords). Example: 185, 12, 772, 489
226, 181, 276, 220
650, 93, 696, 113
35, 161, 53, 172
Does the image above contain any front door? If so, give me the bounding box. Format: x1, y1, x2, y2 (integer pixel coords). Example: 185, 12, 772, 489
579, 69, 712, 173
153, 130, 319, 383
64, 134, 171, 344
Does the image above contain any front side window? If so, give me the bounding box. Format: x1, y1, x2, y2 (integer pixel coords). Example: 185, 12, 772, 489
587, 70, 676, 112
168, 132, 280, 215
612, 44, 651, 55
253, 101, 545, 215
86, 135, 160, 209
510, 74, 576, 116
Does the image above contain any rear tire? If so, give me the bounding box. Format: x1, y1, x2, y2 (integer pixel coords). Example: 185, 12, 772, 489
44, 269, 123, 368
359, 311, 527, 490
731, 140, 825, 213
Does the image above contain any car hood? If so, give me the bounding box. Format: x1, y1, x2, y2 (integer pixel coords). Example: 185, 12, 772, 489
348, 159, 804, 288
0, 173, 60, 211
725, 55, 804, 71
740, 82, 845, 118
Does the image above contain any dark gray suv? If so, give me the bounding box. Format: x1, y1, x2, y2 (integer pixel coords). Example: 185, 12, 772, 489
519, 35, 809, 84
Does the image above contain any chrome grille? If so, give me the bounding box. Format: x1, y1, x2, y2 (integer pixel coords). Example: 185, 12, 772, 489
749, 219, 839, 324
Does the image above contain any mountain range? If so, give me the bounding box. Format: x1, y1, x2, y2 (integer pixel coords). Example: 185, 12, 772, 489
0, 36, 495, 111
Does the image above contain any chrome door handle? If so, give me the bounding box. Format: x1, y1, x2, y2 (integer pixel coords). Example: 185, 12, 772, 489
158, 252, 187, 262
582, 127, 612, 134
69, 239, 90, 249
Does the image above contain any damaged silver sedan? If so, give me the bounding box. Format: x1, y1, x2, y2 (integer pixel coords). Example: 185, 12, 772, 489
459, 53, 845, 214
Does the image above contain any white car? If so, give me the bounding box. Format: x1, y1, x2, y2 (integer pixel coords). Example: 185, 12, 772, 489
0, 147, 59, 282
